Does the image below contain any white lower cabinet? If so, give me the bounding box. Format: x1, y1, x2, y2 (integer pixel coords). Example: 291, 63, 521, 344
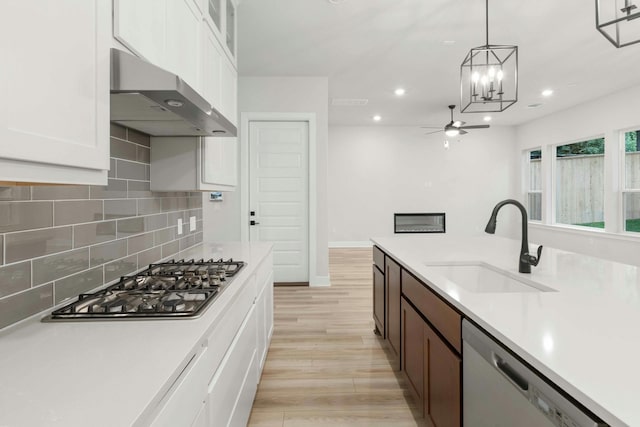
151, 345, 210, 427
191, 401, 209, 427
256, 270, 274, 372
148, 253, 273, 427
208, 305, 258, 426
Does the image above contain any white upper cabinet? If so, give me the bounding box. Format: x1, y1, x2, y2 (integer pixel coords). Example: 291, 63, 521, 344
220, 58, 238, 125
0, 0, 110, 185
203, 0, 223, 41
113, 0, 166, 66
115, 0, 238, 191
150, 137, 236, 191
202, 24, 224, 111
225, 0, 237, 61
165, 0, 202, 92
202, 137, 237, 189
114, 0, 237, 123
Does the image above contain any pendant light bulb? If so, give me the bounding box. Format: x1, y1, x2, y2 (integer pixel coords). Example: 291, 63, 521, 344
445, 128, 460, 137
472, 72, 480, 83
497, 69, 504, 81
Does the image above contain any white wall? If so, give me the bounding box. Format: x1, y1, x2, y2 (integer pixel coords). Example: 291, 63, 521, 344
328, 125, 520, 245
516, 84, 640, 266
203, 76, 330, 283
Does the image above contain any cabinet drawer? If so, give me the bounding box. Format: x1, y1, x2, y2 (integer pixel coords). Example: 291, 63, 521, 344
402, 270, 461, 353
208, 305, 258, 425
373, 246, 385, 272
203, 274, 256, 383
151, 347, 209, 427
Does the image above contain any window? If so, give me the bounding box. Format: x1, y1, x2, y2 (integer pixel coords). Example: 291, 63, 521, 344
623, 129, 640, 233
555, 138, 605, 228
526, 149, 542, 221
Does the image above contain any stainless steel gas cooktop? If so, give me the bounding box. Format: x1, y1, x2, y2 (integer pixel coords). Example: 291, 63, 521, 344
47, 258, 244, 320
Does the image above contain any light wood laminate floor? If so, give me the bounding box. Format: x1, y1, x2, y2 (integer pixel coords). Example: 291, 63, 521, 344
247, 248, 424, 427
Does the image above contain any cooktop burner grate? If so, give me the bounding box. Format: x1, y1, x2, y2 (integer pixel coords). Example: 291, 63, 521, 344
49, 258, 244, 320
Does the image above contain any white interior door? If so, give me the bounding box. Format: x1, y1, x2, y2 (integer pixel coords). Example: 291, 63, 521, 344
249, 121, 309, 284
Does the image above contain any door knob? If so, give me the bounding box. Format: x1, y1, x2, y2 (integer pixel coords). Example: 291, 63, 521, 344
250, 220, 260, 226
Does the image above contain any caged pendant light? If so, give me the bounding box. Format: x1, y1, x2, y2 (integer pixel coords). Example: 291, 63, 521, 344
596, 0, 640, 48
460, 0, 518, 113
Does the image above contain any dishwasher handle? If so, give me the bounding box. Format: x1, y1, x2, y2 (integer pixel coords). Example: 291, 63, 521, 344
493, 353, 529, 393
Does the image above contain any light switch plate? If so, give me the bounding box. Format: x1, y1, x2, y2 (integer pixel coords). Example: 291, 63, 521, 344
177, 218, 183, 235
189, 216, 196, 232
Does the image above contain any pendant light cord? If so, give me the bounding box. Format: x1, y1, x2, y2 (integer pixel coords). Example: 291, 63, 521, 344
485, 0, 489, 46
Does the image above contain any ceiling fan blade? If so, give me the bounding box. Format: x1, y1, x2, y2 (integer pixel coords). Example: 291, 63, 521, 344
459, 124, 490, 130
459, 129, 468, 135
424, 130, 442, 135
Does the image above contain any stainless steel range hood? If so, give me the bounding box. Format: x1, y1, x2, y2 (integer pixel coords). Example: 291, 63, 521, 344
110, 49, 236, 137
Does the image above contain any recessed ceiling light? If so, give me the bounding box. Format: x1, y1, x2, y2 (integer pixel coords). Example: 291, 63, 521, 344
373, 115, 382, 122
542, 89, 554, 97
483, 116, 492, 122
394, 88, 406, 96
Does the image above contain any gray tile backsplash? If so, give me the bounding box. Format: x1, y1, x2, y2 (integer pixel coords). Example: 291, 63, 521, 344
0, 124, 204, 330
0, 262, 30, 298
32, 186, 90, 201
54, 267, 103, 304
105, 199, 136, 220
0, 187, 30, 201
0, 201, 53, 233
90, 179, 128, 199
116, 159, 148, 181
90, 240, 127, 268
54, 200, 104, 226
0, 284, 53, 330
33, 248, 89, 286
74, 221, 117, 248
6, 227, 73, 264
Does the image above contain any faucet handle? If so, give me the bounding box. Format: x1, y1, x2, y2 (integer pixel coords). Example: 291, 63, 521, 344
523, 245, 543, 267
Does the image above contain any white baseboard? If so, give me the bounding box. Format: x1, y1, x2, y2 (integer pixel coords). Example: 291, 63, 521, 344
328, 240, 373, 248
310, 275, 331, 287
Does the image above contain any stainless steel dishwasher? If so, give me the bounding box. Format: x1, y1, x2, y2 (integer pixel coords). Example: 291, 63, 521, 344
462, 320, 608, 427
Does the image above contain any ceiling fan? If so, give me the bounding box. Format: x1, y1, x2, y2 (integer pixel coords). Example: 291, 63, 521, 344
422, 105, 490, 137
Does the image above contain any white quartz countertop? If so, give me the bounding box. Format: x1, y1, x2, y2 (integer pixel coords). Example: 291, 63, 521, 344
372, 234, 640, 427
0, 242, 272, 427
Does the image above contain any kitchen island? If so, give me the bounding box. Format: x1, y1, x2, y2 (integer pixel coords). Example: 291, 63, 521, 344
372, 234, 640, 427
0, 242, 273, 427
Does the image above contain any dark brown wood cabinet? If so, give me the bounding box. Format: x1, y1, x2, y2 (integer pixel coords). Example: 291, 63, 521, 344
401, 273, 462, 427
373, 265, 385, 337
385, 256, 401, 370
423, 314, 461, 427
372, 246, 385, 337
401, 297, 425, 415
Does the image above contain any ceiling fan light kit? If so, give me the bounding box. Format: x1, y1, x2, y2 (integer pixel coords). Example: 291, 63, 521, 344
460, 0, 518, 113
423, 105, 490, 137
596, 0, 640, 48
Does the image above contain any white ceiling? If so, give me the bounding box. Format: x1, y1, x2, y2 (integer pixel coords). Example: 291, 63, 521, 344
237, 0, 640, 127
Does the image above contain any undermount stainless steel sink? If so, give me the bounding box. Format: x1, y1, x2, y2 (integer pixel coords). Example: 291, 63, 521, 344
424, 262, 556, 293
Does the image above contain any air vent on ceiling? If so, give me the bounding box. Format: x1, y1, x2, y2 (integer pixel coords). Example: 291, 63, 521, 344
331, 98, 369, 106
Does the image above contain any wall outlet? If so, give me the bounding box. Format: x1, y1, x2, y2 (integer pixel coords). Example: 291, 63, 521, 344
189, 216, 196, 232
177, 218, 183, 235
